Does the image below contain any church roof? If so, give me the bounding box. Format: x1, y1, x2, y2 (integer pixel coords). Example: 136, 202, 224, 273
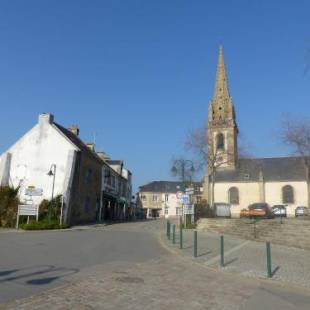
215, 157, 307, 182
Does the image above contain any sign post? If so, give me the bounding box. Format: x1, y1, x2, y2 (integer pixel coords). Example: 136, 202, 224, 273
16, 205, 39, 229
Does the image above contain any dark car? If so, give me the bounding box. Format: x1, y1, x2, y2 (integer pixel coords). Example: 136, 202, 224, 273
295, 206, 309, 217
245, 203, 274, 219
272, 205, 287, 217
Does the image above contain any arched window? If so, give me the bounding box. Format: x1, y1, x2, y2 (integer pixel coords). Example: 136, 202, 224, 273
228, 187, 239, 204
282, 185, 294, 204
216, 133, 225, 150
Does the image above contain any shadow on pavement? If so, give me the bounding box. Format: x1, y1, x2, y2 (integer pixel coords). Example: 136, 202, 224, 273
0, 265, 79, 286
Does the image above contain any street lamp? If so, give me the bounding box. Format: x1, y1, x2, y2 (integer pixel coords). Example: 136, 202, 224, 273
171, 159, 195, 226
47, 164, 57, 223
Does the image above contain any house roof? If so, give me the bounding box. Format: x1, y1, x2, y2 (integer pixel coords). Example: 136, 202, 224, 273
54, 123, 104, 164
139, 181, 202, 193
215, 157, 307, 182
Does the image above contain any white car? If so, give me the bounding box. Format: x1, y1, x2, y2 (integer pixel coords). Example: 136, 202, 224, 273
295, 206, 309, 217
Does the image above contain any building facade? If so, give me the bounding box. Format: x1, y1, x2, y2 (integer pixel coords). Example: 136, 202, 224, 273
0, 113, 134, 225
203, 47, 310, 217
138, 181, 203, 219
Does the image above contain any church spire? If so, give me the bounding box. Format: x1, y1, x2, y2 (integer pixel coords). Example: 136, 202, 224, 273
214, 46, 230, 100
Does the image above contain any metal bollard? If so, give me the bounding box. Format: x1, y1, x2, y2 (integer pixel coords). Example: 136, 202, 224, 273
220, 235, 224, 267
172, 225, 176, 244
166, 221, 170, 238
167, 222, 171, 240
179, 226, 183, 249
193, 231, 198, 258
266, 242, 272, 278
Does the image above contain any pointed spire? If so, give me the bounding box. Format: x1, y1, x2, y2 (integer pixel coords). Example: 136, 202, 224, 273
214, 46, 230, 100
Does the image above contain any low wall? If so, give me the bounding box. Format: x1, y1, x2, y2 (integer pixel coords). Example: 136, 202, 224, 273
197, 218, 310, 250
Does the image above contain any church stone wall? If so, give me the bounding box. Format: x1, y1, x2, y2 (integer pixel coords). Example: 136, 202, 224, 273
265, 181, 308, 217
214, 182, 260, 218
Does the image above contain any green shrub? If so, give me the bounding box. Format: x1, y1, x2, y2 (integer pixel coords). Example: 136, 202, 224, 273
181, 222, 197, 229
20, 219, 69, 230
39, 195, 62, 221
0, 186, 19, 228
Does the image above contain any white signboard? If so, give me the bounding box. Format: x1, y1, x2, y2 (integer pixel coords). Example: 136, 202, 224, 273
183, 204, 195, 215
16, 204, 39, 229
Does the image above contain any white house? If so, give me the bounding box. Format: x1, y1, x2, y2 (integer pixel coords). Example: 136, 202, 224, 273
0, 113, 103, 224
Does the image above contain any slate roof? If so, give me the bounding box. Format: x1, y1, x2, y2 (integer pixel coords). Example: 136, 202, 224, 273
215, 157, 307, 182
54, 123, 104, 164
139, 181, 202, 193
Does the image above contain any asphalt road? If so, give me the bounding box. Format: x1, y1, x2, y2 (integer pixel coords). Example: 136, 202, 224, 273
0, 222, 164, 303
1, 220, 310, 309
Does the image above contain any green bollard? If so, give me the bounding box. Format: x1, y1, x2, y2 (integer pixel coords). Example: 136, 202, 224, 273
179, 226, 183, 249
166, 221, 170, 238
266, 242, 272, 278
167, 222, 171, 240
193, 231, 198, 258
172, 224, 176, 244
220, 235, 224, 267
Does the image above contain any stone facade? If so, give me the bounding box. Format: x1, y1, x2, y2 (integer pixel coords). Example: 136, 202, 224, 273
203, 48, 309, 217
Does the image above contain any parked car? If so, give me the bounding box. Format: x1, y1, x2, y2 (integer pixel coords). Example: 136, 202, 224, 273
214, 203, 231, 217
272, 205, 287, 217
295, 206, 309, 217
240, 203, 274, 219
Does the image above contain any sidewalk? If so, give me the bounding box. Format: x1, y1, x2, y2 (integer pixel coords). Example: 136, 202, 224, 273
163, 226, 310, 290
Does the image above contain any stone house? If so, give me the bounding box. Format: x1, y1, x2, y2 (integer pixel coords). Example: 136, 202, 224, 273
0, 113, 103, 225
138, 181, 203, 219
203, 47, 309, 217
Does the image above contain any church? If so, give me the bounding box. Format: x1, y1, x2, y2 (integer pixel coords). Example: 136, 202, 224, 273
203, 47, 309, 218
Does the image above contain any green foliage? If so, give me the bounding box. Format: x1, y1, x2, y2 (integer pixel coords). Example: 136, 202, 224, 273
181, 222, 197, 229
0, 186, 19, 227
195, 202, 216, 219
39, 195, 62, 221
20, 219, 69, 230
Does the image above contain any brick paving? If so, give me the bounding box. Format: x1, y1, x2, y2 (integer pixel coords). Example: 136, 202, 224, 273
165, 227, 310, 289
1, 220, 310, 309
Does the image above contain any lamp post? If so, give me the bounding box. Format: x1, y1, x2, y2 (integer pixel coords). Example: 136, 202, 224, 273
47, 164, 57, 223
171, 159, 195, 226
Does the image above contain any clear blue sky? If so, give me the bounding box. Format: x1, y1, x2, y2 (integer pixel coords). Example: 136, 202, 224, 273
0, 0, 309, 192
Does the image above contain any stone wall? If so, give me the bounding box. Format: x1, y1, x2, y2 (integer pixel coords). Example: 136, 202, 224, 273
197, 218, 310, 250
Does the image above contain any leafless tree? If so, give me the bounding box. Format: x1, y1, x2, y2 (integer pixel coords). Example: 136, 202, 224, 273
184, 124, 250, 208
281, 116, 310, 163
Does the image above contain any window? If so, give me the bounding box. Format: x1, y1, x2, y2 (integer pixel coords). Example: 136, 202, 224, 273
282, 185, 294, 204
228, 187, 239, 204
85, 168, 93, 184
216, 133, 225, 150
165, 207, 169, 215
140, 195, 146, 201
152, 195, 158, 202
165, 194, 169, 202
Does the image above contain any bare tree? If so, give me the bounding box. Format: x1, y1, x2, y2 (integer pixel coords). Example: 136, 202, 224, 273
185, 124, 250, 208
281, 116, 310, 206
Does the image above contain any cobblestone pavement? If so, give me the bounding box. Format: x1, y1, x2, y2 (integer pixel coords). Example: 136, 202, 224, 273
1, 220, 310, 309
165, 226, 310, 289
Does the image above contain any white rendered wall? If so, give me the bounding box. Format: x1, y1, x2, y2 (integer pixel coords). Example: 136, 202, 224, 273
265, 181, 308, 217
1, 122, 78, 205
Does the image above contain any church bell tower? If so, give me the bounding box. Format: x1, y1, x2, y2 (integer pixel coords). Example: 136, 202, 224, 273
207, 46, 238, 171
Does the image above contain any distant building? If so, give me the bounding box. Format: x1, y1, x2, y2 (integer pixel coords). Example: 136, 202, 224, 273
138, 181, 202, 219
203, 47, 310, 217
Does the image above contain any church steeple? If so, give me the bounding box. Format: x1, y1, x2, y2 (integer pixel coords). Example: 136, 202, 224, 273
214, 46, 230, 101
209, 46, 235, 123
207, 46, 238, 169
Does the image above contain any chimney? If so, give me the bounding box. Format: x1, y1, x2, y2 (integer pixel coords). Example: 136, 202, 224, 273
69, 125, 80, 136
86, 143, 95, 152
96, 151, 110, 161
39, 113, 54, 125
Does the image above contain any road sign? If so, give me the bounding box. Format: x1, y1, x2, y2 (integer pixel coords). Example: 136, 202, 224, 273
181, 194, 190, 205
183, 204, 194, 215
25, 187, 43, 196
